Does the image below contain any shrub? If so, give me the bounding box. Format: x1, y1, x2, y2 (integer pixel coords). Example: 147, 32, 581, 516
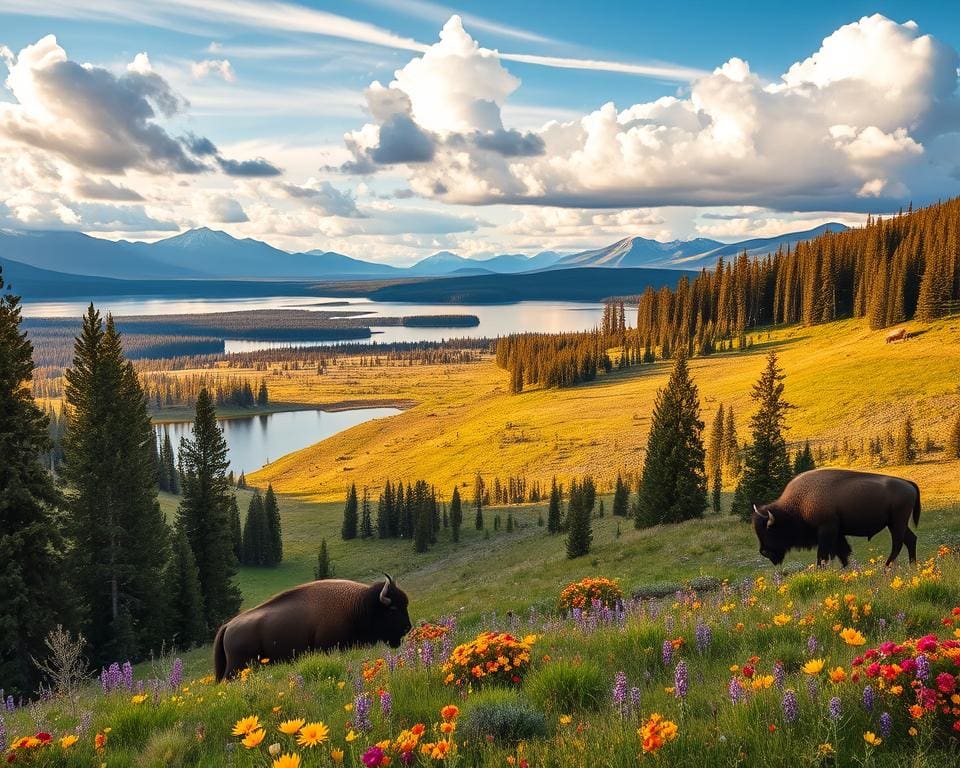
558, 577, 623, 613
389, 668, 450, 725
136, 728, 198, 768
460, 689, 548, 744
632, 582, 683, 600
525, 659, 606, 714
296, 654, 346, 683
442, 631, 536, 688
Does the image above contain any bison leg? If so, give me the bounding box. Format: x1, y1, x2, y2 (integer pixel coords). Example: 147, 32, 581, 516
836, 536, 852, 568
904, 528, 917, 564
816, 527, 836, 567
885, 527, 905, 566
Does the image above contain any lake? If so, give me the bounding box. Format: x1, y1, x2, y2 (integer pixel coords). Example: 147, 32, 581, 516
22, 295, 619, 350
156, 406, 400, 476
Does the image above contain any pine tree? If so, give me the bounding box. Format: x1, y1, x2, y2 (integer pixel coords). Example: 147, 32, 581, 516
256, 379, 269, 407
0, 266, 67, 693
176, 388, 241, 632
228, 494, 242, 562
473, 472, 484, 530
359, 487, 373, 539
612, 473, 629, 518
707, 404, 725, 480
792, 439, 816, 475
163, 528, 207, 648
162, 431, 179, 494
413, 481, 432, 553
314, 538, 333, 580
341, 483, 358, 540
506, 512, 514, 532
378, 480, 393, 538
547, 477, 562, 533
565, 480, 592, 558
893, 416, 918, 465
733, 353, 793, 520
263, 484, 282, 565
723, 406, 740, 477
63, 309, 170, 662
237, 471, 247, 490
949, 415, 960, 460
241, 491, 267, 565
449, 487, 463, 542
635, 351, 707, 528
711, 461, 722, 514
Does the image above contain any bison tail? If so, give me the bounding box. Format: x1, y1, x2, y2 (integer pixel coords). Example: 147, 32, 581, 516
909, 481, 921, 528
214, 624, 228, 683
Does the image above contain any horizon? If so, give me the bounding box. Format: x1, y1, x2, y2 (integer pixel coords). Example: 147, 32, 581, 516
1, 2, 958, 266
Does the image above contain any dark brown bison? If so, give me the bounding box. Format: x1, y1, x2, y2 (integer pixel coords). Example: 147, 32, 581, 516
214, 575, 412, 681
752, 469, 920, 568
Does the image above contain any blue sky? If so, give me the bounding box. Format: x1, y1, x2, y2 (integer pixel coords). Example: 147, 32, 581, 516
0, 1, 958, 264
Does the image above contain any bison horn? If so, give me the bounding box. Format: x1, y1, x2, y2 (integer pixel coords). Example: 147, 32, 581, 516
753, 504, 767, 518
380, 574, 392, 606
767, 511, 775, 528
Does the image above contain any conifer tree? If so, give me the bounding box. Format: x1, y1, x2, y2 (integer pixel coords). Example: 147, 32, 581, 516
635, 351, 707, 528
241, 491, 267, 565
565, 480, 592, 558
547, 477, 562, 533
711, 461, 722, 514
723, 405, 740, 477
506, 512, 514, 532
360, 486, 373, 539
473, 472, 484, 530
63, 309, 170, 662
893, 416, 918, 465
0, 267, 67, 693
341, 483, 359, 540
792, 440, 816, 475
707, 404, 725, 480
176, 388, 241, 631
263, 484, 282, 565
378, 480, 393, 538
950, 415, 960, 460
163, 528, 207, 648
612, 473, 629, 518
413, 481, 432, 553
733, 353, 793, 520
449, 487, 463, 542
162, 431, 179, 493
256, 379, 269, 407
314, 538, 333, 580
237, 471, 247, 490
228, 494, 242, 562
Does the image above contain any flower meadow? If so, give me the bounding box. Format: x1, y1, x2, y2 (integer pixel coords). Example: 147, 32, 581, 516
4, 548, 960, 767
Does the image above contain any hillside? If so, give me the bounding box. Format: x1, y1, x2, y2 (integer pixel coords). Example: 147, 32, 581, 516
242, 317, 960, 504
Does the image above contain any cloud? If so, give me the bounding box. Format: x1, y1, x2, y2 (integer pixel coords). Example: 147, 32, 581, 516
191, 58, 236, 82
272, 179, 363, 217
207, 194, 248, 222
74, 177, 145, 201
339, 14, 960, 212
0, 35, 281, 180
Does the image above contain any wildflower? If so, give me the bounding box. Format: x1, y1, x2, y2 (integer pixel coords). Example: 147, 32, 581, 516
638, 713, 678, 754
278, 719, 305, 735
233, 716, 262, 737
331, 748, 345, 763
862, 685, 874, 713
559, 715, 572, 726
273, 753, 301, 768
440, 705, 459, 721
802, 659, 824, 676
674, 660, 688, 700
936, 672, 956, 694
782, 689, 799, 724
863, 731, 882, 747
168, 657, 183, 689
346, 730, 359, 742
354, 692, 372, 731
840, 628, 866, 646
773, 661, 785, 689
915, 654, 930, 681
242, 729, 266, 749
296, 722, 329, 747
773, 613, 792, 626
828, 666, 847, 684
695, 621, 712, 653
60, 734, 78, 749
818, 743, 835, 756
269, 743, 282, 756
362, 745, 389, 767
807, 636, 818, 655
879, 712, 892, 738
630, 686, 641, 711
613, 671, 628, 714
662, 640, 673, 666
828, 696, 841, 721
728, 677, 743, 705
380, 691, 393, 718
94, 731, 108, 751
130, 693, 148, 705
908, 726, 918, 736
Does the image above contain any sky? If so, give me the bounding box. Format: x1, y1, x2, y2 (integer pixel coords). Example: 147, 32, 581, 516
0, 1, 958, 266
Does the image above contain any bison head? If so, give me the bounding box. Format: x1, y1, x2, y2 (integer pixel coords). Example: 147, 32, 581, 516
373, 574, 412, 648
752, 503, 787, 565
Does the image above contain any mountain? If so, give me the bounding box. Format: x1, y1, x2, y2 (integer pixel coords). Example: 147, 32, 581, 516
407, 251, 473, 275
300, 250, 404, 277
689, 223, 849, 265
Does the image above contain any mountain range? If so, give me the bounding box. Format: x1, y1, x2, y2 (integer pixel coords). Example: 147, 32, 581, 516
0, 223, 848, 281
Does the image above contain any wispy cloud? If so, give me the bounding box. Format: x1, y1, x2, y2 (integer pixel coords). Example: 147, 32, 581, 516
499, 52, 708, 81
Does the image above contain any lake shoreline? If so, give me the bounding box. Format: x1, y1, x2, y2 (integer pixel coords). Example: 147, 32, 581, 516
150, 398, 415, 425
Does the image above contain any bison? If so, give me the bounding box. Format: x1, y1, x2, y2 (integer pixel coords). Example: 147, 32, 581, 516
214, 574, 412, 681
752, 469, 920, 568
885, 328, 908, 343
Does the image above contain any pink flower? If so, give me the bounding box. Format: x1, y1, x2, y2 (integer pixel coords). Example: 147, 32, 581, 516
917, 636, 938, 653
362, 746, 387, 768
936, 673, 956, 694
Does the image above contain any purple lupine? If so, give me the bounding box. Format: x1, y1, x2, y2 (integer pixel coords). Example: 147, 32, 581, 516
879, 711, 892, 738
829, 696, 841, 721
662, 640, 673, 667
807, 635, 818, 656
878, 617, 887, 633
773, 661, 785, 689
674, 660, 688, 700
386, 652, 398, 672
630, 686, 641, 712
915, 654, 930, 681
440, 633, 453, 661
782, 689, 799, 724
122, 661, 134, 691
421, 641, 434, 668
355, 692, 372, 731
664, 614, 675, 633
168, 658, 183, 690
806, 676, 819, 700
78, 711, 92, 735
379, 690, 393, 718
695, 620, 712, 654
896, 611, 906, 624
862, 685, 874, 713
612, 671, 628, 715
292, 674, 304, 690
728, 677, 743, 705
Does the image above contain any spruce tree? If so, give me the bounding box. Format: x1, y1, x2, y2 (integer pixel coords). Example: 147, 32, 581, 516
792, 440, 816, 475
565, 480, 592, 558
707, 404, 725, 480
342, 483, 359, 540
635, 351, 707, 528
176, 388, 241, 631
228, 494, 242, 562
711, 461, 722, 514
547, 477, 561, 533
732, 353, 793, 520
413, 481, 432, 553
263, 484, 282, 565
449, 487, 463, 542
612, 473, 629, 518
241, 491, 267, 565
63, 309, 169, 662
473, 472, 484, 530
359, 486, 373, 539
0, 267, 67, 693
378, 480, 393, 538
314, 538, 333, 579
163, 528, 207, 648
950, 415, 960, 460
723, 406, 740, 477
256, 380, 269, 407
893, 416, 918, 465
162, 431, 179, 494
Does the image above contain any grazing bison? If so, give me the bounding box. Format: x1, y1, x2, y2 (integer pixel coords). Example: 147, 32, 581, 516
752, 469, 920, 568
214, 575, 412, 681
885, 328, 908, 343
